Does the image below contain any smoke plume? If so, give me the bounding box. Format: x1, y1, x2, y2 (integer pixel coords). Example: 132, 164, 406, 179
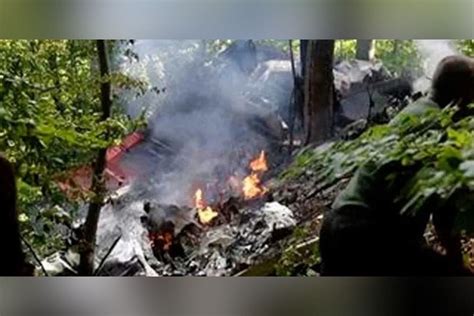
117, 40, 287, 206
413, 40, 458, 92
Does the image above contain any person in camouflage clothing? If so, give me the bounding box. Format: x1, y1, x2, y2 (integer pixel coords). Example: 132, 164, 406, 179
319, 55, 474, 276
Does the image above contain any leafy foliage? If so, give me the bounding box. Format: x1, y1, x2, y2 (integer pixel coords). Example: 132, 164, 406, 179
0, 40, 143, 256
334, 40, 357, 59
374, 40, 422, 76
457, 40, 474, 56
282, 104, 474, 234
335, 40, 422, 76
275, 226, 320, 276
2, 38, 472, 263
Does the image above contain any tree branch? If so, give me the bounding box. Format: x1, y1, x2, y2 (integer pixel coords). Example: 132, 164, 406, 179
78, 40, 112, 275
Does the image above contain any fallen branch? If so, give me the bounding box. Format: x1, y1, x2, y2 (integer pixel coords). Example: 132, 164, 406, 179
233, 237, 320, 276
93, 233, 122, 276
306, 174, 352, 200
20, 235, 49, 276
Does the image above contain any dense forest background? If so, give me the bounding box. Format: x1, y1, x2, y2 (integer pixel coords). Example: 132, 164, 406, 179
1, 39, 473, 275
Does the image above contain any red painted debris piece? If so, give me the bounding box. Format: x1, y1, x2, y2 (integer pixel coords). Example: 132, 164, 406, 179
57, 131, 144, 196
106, 131, 144, 164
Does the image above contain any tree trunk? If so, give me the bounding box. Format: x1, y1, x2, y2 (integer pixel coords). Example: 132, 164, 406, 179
303, 40, 335, 144
300, 40, 309, 78
0, 155, 29, 275
356, 40, 374, 60
78, 40, 112, 275
392, 40, 400, 56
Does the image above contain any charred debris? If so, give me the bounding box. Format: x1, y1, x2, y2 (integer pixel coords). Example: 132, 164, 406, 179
40, 41, 417, 276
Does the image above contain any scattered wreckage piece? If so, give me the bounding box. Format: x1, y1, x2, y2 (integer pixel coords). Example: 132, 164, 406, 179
334, 59, 413, 125
141, 200, 297, 276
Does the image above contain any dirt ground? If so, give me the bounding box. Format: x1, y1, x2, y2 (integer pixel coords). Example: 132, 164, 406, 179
271, 168, 474, 275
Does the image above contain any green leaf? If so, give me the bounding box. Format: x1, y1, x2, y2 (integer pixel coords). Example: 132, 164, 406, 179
460, 160, 474, 178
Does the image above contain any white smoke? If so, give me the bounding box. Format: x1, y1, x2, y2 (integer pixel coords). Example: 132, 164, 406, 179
413, 40, 458, 92
117, 40, 287, 206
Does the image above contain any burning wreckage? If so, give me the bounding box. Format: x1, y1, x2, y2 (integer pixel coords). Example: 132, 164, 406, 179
47, 147, 297, 276
41, 41, 415, 276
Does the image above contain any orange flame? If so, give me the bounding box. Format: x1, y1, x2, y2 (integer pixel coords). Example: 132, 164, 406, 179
242, 173, 267, 199
149, 232, 173, 251
249, 150, 268, 172
194, 188, 206, 209
157, 232, 173, 251
194, 188, 218, 224
242, 151, 269, 200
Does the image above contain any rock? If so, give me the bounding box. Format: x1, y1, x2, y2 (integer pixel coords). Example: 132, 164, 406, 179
334, 60, 390, 92
261, 202, 296, 230
333, 60, 412, 124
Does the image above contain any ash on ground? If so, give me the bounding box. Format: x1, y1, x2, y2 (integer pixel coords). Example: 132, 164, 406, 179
103, 184, 296, 276
42, 184, 297, 276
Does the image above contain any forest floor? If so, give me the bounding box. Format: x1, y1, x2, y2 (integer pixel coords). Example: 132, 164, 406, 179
263, 146, 474, 276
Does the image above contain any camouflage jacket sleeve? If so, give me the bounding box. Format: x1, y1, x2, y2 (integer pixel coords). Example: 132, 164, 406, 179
332, 157, 433, 239
332, 159, 402, 213
332, 98, 443, 232
332, 98, 441, 215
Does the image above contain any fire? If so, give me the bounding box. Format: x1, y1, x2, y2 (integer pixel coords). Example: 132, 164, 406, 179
249, 150, 268, 173
242, 151, 268, 200
194, 188, 218, 224
242, 173, 267, 199
191, 150, 269, 219
149, 232, 173, 251
194, 188, 206, 209
157, 232, 173, 251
